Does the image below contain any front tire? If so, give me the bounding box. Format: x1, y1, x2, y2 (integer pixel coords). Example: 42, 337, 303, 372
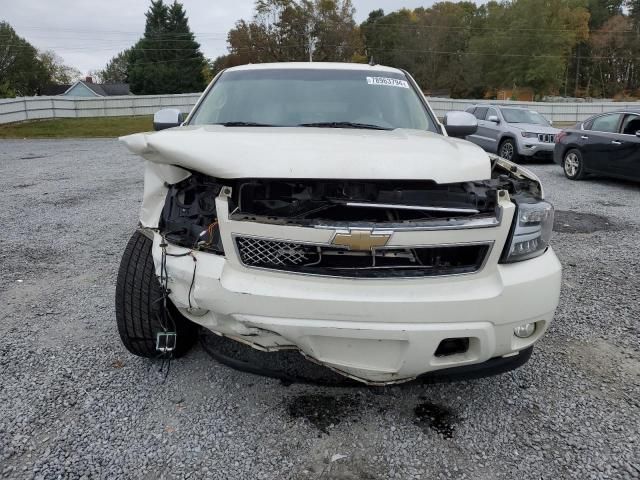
563, 149, 586, 180
115, 231, 197, 358
498, 138, 519, 163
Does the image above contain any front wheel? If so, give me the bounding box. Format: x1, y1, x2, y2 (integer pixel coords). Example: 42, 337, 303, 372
115, 231, 198, 358
563, 149, 586, 180
498, 138, 519, 163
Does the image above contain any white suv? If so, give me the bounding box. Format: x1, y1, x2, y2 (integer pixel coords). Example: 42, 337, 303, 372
116, 63, 561, 385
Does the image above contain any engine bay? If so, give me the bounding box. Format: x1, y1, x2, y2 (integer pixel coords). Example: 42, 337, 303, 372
157, 158, 542, 254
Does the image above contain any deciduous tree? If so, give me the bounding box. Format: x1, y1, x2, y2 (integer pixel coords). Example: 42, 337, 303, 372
0, 22, 48, 97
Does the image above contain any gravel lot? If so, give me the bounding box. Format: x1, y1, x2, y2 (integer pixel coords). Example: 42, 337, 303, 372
1, 139, 638, 480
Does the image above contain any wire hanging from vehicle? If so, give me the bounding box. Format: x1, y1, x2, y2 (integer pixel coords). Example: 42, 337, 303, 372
152, 234, 198, 383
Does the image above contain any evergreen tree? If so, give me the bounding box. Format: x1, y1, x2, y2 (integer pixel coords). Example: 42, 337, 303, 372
128, 0, 206, 94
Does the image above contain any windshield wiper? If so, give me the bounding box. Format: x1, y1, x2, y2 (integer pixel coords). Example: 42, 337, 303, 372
298, 121, 393, 131
216, 121, 278, 127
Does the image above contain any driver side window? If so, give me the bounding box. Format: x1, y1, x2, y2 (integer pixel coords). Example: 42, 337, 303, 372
620, 114, 640, 136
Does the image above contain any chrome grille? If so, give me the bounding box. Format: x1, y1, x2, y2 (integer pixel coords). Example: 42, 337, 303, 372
235, 235, 491, 278
537, 133, 556, 143
235, 237, 319, 267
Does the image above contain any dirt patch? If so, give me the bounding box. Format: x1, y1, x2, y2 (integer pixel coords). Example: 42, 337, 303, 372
597, 200, 626, 207
562, 338, 639, 381
287, 394, 359, 433
40, 195, 83, 208
414, 402, 456, 438
553, 210, 617, 234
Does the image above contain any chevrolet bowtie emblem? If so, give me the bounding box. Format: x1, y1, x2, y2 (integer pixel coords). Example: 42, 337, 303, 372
332, 229, 392, 251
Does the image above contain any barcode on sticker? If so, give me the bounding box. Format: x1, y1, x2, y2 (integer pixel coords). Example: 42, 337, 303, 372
366, 77, 410, 89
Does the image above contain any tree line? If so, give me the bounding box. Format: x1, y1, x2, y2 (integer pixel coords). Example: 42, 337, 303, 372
212, 0, 640, 99
2, 0, 639, 99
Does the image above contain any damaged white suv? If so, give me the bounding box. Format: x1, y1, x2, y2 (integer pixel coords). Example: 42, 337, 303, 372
116, 63, 561, 385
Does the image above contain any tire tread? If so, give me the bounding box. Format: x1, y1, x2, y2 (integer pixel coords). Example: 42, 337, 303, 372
115, 231, 197, 358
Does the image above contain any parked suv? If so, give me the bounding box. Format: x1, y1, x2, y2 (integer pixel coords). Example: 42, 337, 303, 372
116, 63, 561, 385
465, 105, 560, 162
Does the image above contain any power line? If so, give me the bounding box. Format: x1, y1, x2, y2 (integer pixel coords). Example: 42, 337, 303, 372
222, 43, 640, 61
3, 41, 635, 61
9, 19, 640, 36
3, 33, 639, 62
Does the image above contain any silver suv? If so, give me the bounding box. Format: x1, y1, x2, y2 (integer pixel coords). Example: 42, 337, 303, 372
464, 105, 560, 162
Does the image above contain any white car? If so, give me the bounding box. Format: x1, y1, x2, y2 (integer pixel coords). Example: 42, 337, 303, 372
117, 63, 561, 385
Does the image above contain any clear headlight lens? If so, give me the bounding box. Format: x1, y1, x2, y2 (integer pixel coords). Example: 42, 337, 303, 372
501, 201, 554, 263
521, 131, 539, 138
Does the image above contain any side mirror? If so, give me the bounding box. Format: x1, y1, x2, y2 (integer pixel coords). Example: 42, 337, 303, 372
153, 108, 185, 131
487, 115, 500, 124
548, 119, 554, 126
443, 111, 478, 138
636, 130, 640, 138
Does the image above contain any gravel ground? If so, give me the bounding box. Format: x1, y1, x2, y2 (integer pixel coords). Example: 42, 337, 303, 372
0, 139, 638, 480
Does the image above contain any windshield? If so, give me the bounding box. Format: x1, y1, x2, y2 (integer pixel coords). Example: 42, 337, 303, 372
189, 68, 437, 132
501, 108, 549, 125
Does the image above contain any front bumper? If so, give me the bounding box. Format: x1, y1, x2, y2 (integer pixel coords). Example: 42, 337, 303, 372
155, 231, 562, 384
517, 138, 556, 158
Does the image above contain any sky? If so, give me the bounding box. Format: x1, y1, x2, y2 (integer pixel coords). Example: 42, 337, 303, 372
1, 0, 466, 76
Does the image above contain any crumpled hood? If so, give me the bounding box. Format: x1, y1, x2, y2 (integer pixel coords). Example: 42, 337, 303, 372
121, 125, 490, 183
511, 123, 560, 135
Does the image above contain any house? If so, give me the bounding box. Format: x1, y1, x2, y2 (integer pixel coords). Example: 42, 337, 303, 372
39, 84, 71, 96
40, 77, 130, 97
63, 77, 130, 97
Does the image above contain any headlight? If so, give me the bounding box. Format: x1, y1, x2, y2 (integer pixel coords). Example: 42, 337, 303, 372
501, 201, 554, 263
521, 131, 538, 138
160, 174, 225, 255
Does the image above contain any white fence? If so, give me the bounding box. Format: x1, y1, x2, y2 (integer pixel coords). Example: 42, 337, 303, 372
1, 93, 639, 125
0, 93, 201, 125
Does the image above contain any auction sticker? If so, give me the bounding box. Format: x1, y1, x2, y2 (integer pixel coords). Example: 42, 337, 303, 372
366, 77, 410, 89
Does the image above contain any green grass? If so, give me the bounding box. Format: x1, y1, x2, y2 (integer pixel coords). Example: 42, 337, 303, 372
0, 116, 153, 139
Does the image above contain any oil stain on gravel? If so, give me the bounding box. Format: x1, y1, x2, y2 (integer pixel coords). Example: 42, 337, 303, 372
414, 401, 456, 439
287, 394, 359, 434
553, 210, 618, 234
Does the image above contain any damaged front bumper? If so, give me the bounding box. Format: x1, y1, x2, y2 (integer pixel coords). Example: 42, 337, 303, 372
150, 186, 561, 385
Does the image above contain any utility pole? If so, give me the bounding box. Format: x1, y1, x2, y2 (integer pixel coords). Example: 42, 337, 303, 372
574, 44, 581, 98
307, 27, 314, 62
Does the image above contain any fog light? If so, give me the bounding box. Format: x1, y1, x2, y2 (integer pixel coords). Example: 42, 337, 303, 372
514, 323, 536, 338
